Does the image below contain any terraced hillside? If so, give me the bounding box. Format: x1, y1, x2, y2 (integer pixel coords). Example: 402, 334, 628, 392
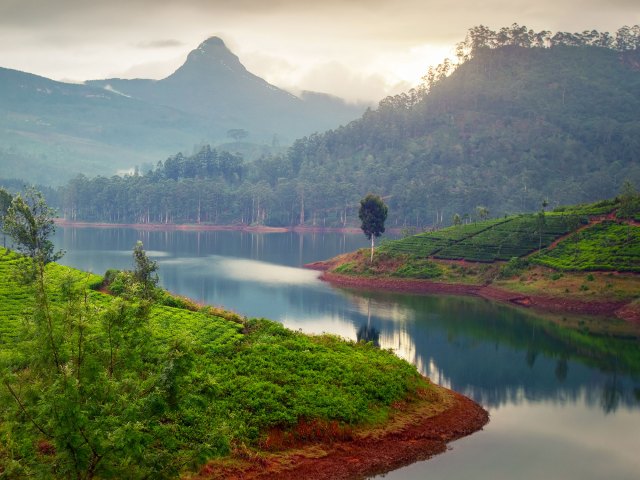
378, 196, 639, 267
0, 249, 102, 342
382, 218, 509, 257
382, 213, 586, 262
532, 221, 640, 272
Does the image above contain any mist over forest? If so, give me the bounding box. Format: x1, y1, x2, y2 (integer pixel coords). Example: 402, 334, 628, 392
40, 24, 640, 228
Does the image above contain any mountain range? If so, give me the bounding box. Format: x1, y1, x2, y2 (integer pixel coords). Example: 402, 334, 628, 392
0, 37, 365, 184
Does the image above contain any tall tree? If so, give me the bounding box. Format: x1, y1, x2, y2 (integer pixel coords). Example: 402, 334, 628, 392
133, 241, 159, 299
227, 128, 249, 142
0, 187, 11, 216
0, 187, 12, 239
476, 206, 489, 222
2, 187, 64, 280
358, 194, 388, 262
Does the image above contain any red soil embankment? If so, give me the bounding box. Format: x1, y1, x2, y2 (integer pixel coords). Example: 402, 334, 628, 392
194, 389, 488, 480
614, 302, 640, 325
478, 285, 628, 317
317, 271, 630, 319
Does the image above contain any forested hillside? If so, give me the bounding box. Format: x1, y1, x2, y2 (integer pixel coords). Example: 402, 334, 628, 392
0, 67, 216, 184
55, 25, 640, 227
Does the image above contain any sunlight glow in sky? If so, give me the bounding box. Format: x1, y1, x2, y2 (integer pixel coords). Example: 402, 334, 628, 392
0, 0, 637, 102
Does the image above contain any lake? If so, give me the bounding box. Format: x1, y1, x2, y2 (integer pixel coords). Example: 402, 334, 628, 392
53, 227, 640, 480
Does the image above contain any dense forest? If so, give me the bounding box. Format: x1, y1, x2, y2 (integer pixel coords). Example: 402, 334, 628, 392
52, 24, 640, 228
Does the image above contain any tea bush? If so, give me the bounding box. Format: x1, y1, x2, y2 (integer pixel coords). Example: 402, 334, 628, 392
0, 248, 426, 478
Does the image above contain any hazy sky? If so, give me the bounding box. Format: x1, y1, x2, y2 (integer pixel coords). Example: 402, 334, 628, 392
1, 0, 638, 102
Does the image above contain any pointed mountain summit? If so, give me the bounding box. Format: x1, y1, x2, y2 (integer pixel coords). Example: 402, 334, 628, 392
170, 36, 251, 79
88, 37, 362, 141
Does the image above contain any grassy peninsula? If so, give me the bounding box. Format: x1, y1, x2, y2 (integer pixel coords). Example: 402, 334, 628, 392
312, 197, 640, 329
0, 244, 487, 479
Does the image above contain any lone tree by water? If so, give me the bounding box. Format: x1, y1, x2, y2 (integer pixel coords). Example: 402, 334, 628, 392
359, 194, 388, 262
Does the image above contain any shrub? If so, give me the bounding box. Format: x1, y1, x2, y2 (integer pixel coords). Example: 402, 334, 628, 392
107, 270, 134, 296
158, 290, 200, 311
334, 262, 356, 274
393, 259, 443, 279
499, 257, 530, 279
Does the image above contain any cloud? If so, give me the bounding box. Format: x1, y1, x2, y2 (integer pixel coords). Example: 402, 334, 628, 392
293, 61, 412, 104
134, 39, 184, 49
109, 57, 183, 80
0, 0, 637, 101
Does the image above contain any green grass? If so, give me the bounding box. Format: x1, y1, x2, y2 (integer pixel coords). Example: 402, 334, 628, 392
392, 258, 443, 279
532, 221, 640, 272
0, 249, 103, 344
0, 248, 426, 476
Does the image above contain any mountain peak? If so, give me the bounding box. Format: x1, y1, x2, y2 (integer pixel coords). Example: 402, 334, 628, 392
198, 36, 226, 49
171, 36, 247, 80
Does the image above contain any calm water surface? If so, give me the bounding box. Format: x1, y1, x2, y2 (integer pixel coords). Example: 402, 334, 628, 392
53, 227, 640, 480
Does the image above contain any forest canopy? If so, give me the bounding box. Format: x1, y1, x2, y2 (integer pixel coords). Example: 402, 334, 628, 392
49, 24, 640, 228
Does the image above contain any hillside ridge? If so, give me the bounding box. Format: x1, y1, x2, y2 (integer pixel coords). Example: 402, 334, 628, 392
310, 197, 640, 324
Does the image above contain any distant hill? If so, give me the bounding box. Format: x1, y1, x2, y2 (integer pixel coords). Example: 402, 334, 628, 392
0, 38, 365, 185
86, 37, 364, 145
0, 67, 217, 184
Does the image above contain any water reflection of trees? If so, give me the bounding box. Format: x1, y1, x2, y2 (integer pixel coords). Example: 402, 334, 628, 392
555, 358, 568, 382
356, 323, 380, 347
356, 298, 381, 346
339, 288, 640, 413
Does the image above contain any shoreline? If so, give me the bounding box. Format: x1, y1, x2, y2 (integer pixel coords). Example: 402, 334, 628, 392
193, 384, 489, 480
311, 268, 635, 322
54, 219, 367, 234
0, 246, 489, 480
54, 216, 637, 322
